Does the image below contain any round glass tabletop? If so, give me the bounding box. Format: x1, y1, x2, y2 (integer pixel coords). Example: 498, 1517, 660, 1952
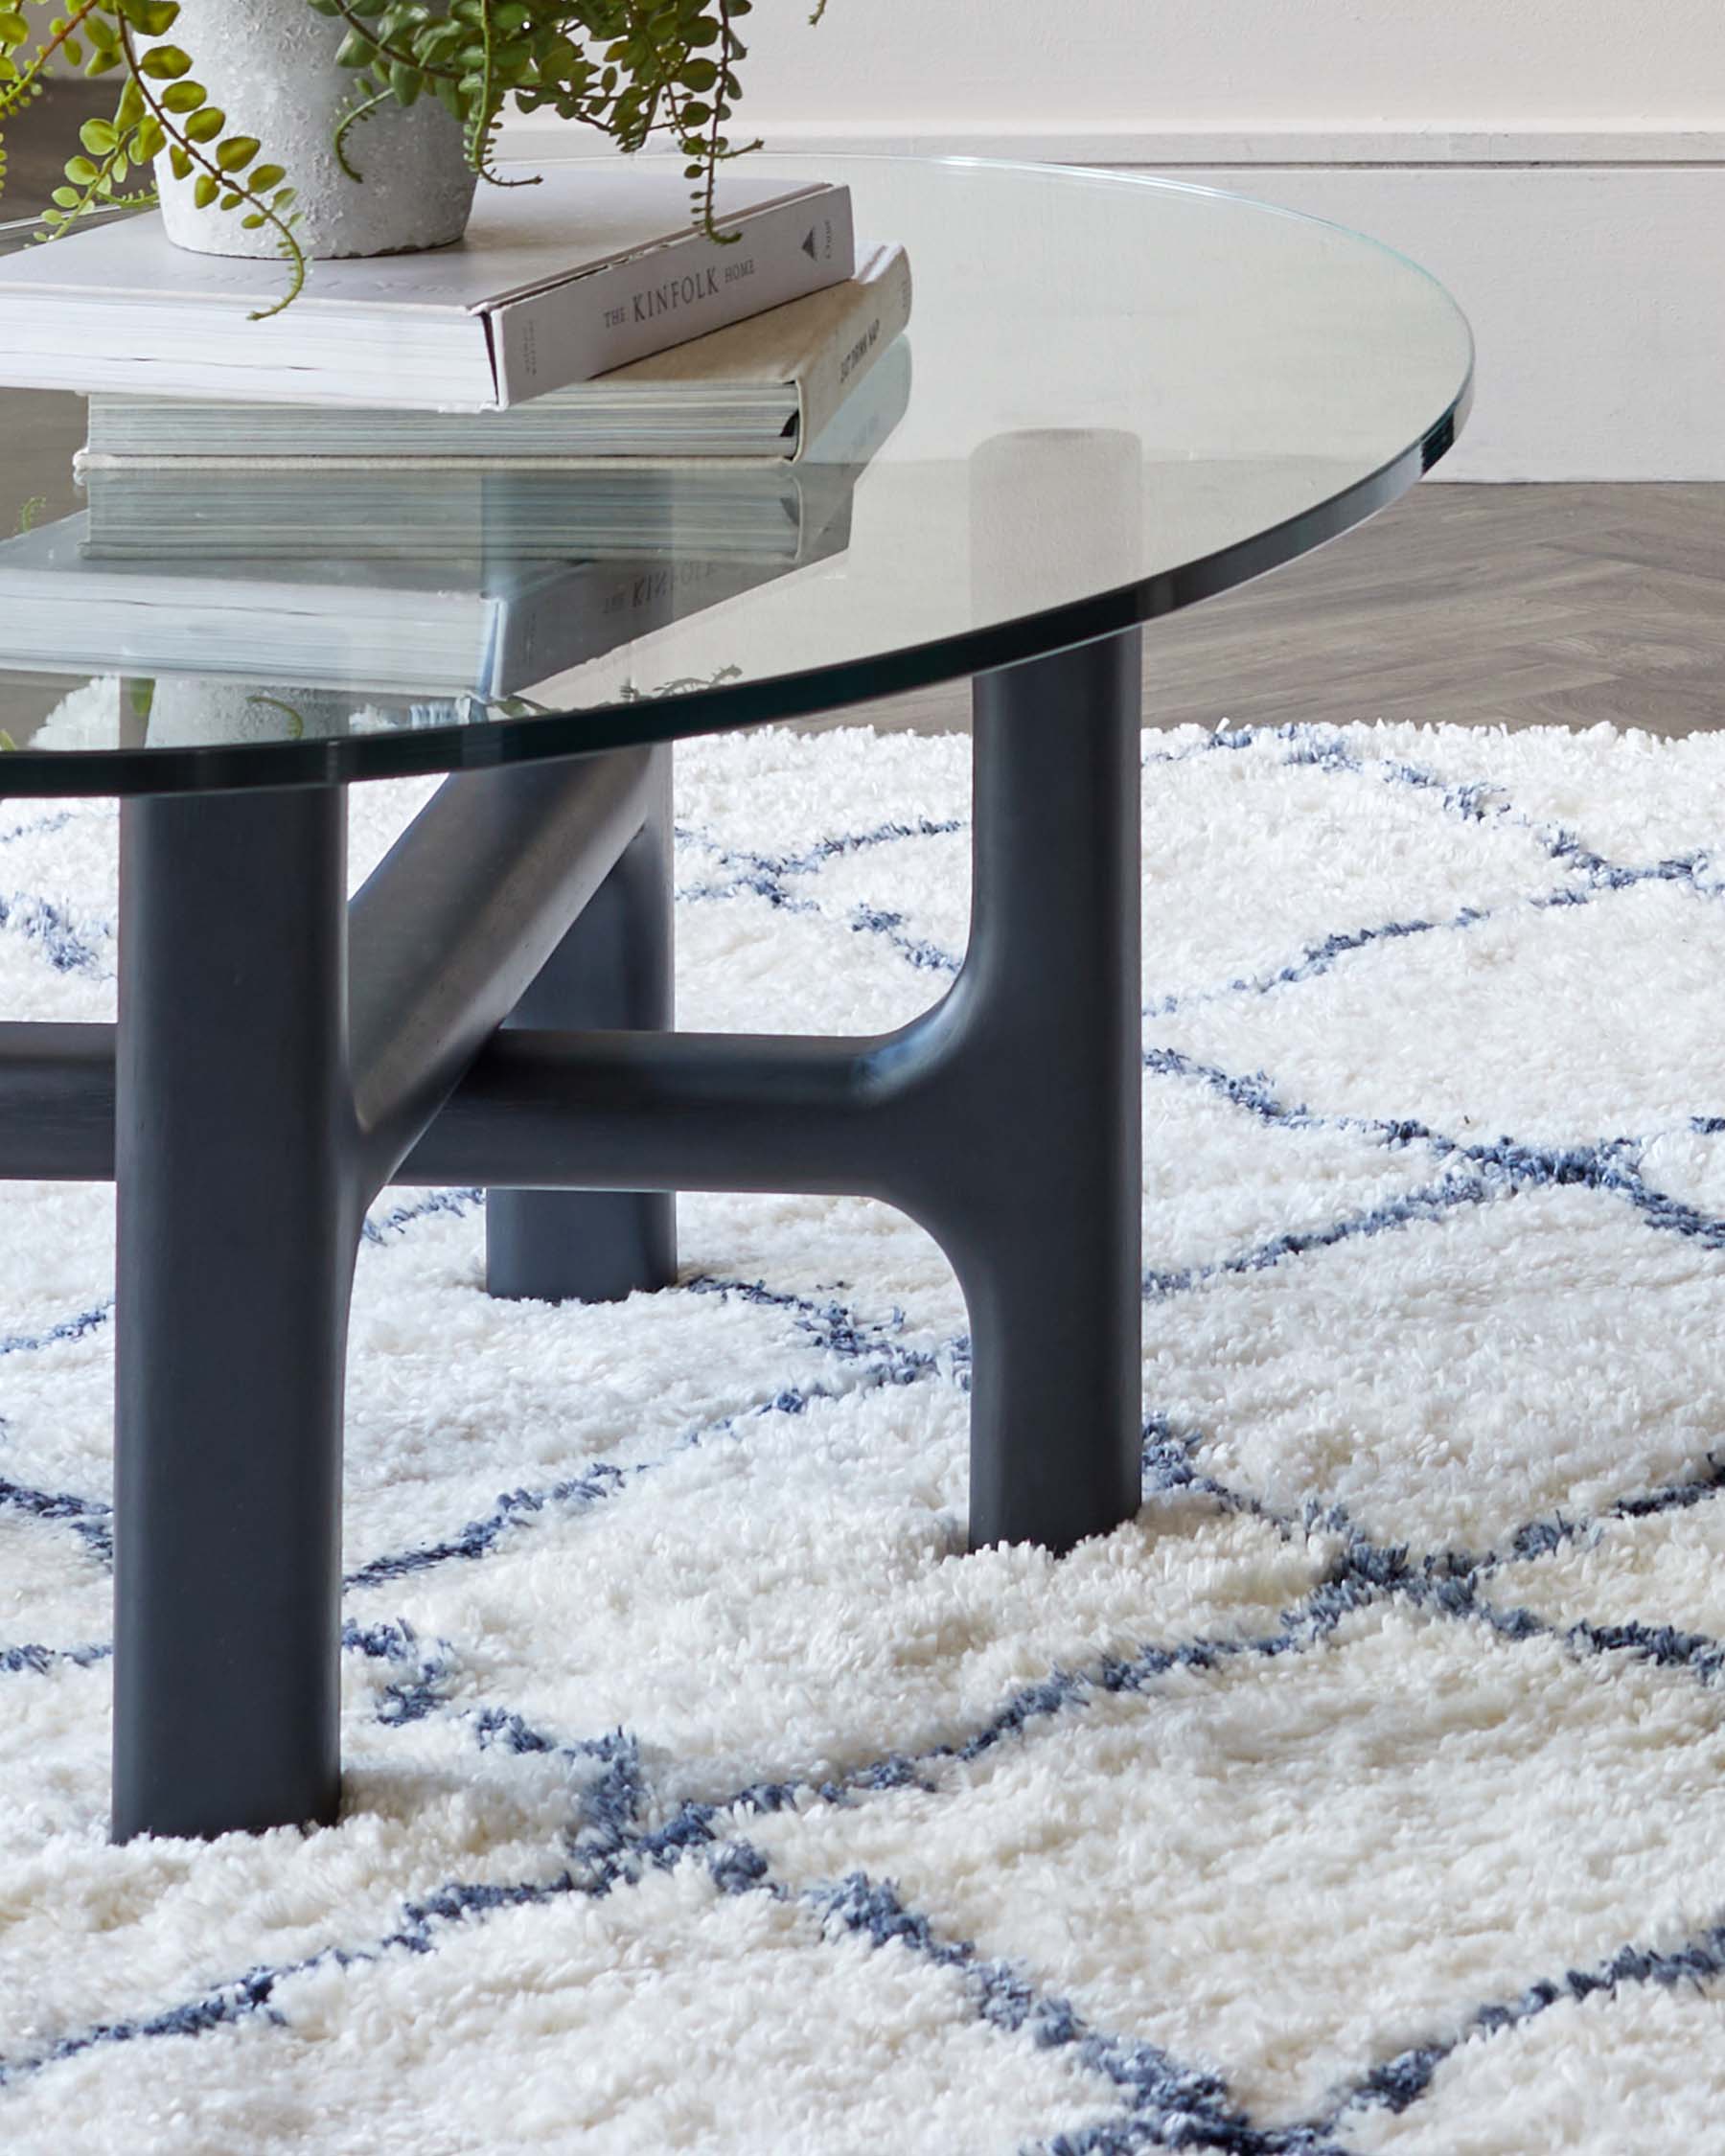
0, 154, 1471, 793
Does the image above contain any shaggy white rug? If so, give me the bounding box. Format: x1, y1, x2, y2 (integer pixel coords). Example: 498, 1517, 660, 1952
0, 714, 1724, 2154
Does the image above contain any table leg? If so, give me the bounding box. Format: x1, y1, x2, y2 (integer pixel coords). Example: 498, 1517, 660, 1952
954, 630, 1144, 1550
113, 787, 354, 1842
485, 743, 677, 1304
96, 645, 1138, 1846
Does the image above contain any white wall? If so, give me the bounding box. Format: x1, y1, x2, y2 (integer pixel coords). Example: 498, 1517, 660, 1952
1137, 166, 1725, 482
708, 0, 1725, 156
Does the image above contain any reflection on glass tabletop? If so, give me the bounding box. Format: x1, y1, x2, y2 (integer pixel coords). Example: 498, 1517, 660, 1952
0, 155, 1472, 792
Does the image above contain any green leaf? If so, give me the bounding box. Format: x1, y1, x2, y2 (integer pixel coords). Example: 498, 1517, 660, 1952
116, 1, 182, 33
136, 43, 193, 80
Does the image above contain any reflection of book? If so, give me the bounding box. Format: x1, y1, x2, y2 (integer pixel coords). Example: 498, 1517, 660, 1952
80, 334, 913, 567
0, 167, 855, 411
78, 245, 911, 464
79, 468, 843, 568
0, 520, 850, 701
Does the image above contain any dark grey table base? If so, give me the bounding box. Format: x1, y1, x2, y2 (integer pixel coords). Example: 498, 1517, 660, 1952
0, 629, 1143, 1842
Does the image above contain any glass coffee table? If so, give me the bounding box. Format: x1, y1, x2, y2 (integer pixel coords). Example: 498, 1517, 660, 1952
0, 157, 1472, 1843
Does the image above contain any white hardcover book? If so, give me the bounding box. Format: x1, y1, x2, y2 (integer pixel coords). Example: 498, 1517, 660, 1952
78, 244, 912, 466
611, 241, 913, 453
0, 164, 854, 412
76, 322, 914, 573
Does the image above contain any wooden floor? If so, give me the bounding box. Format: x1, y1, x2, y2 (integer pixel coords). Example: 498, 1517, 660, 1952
7, 84, 1725, 741
855, 483, 1725, 739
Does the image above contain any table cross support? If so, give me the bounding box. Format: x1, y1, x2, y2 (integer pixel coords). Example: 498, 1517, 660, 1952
0, 629, 1144, 1841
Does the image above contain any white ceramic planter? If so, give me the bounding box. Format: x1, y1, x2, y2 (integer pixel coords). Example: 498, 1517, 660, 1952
143, 678, 360, 746
150, 0, 476, 261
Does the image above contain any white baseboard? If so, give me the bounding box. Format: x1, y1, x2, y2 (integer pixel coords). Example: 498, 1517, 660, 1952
497, 122, 1725, 482
499, 116, 1725, 168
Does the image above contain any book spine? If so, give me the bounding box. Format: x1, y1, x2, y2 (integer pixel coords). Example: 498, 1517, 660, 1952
790, 247, 915, 457
794, 333, 912, 485
487, 187, 856, 407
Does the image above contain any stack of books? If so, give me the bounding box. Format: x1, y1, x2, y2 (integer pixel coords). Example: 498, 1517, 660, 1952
0, 163, 914, 704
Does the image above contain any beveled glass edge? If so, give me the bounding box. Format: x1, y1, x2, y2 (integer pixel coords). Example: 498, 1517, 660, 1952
0, 157, 1475, 794
0, 378, 1470, 795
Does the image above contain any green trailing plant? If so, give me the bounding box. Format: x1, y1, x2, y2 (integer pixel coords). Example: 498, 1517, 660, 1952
0, 0, 810, 314
616, 661, 742, 700
0, 1, 297, 292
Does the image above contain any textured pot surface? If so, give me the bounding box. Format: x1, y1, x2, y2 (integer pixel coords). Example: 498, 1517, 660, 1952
143, 679, 356, 746
150, 0, 476, 261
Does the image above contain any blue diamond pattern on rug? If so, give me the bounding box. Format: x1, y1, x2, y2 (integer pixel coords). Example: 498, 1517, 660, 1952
0, 708, 1722, 2153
